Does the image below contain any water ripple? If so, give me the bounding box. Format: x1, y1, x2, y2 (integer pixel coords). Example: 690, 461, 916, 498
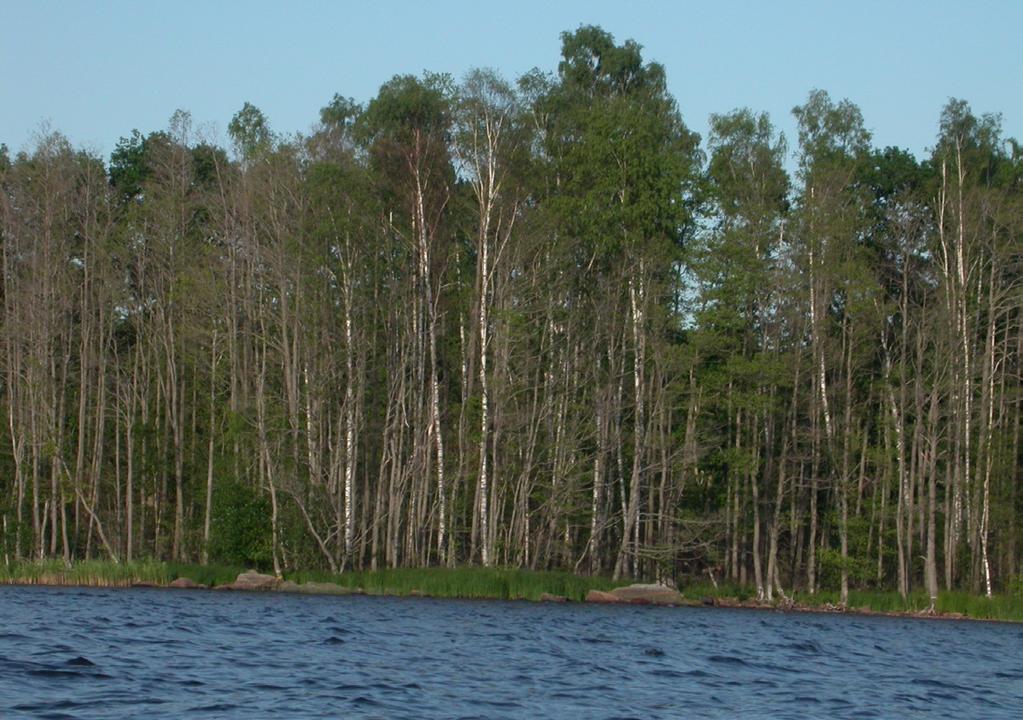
0, 586, 1021, 719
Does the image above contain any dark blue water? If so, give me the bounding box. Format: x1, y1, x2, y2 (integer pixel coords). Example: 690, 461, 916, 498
1, 587, 1021, 718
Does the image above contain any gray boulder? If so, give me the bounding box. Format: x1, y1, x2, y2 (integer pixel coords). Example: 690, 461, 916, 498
277, 580, 360, 596
221, 571, 280, 591
610, 583, 683, 606
585, 584, 684, 606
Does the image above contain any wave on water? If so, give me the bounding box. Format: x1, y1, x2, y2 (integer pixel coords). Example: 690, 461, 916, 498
0, 586, 1021, 719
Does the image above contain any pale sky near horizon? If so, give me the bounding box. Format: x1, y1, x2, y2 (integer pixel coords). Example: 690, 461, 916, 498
1, 0, 1020, 164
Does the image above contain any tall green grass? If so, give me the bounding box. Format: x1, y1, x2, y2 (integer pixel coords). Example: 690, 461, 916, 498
0, 559, 170, 586
792, 589, 1023, 621
794, 589, 932, 613
0, 559, 244, 587
679, 581, 757, 602
935, 591, 1023, 621
285, 567, 616, 601
0, 560, 615, 601
678, 579, 1023, 622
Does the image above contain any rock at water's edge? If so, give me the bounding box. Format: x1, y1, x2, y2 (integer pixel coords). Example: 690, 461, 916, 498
169, 577, 204, 589
584, 584, 685, 606
609, 583, 684, 606
221, 571, 280, 591
277, 580, 360, 596
539, 593, 568, 603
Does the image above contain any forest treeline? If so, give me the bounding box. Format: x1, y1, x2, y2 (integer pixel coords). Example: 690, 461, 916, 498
1, 27, 1021, 603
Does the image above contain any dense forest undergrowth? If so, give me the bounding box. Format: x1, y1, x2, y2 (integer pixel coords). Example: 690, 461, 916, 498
1, 26, 1021, 608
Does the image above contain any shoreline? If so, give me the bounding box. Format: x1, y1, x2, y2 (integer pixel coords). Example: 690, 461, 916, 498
1, 565, 1018, 625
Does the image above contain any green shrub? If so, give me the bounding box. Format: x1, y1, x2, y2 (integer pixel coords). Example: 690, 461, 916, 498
818, 546, 874, 590
208, 481, 272, 569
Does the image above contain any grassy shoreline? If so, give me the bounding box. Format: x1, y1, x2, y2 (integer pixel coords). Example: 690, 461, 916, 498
0, 560, 616, 602
679, 581, 1023, 623
2, 560, 1020, 623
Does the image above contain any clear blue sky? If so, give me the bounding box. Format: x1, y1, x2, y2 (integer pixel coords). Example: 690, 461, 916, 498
2, 0, 1020, 163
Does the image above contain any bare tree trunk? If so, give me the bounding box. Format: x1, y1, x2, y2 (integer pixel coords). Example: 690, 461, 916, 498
203, 331, 218, 564
615, 273, 645, 581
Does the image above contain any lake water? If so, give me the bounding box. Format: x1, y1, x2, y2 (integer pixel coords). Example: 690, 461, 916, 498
1, 586, 1021, 718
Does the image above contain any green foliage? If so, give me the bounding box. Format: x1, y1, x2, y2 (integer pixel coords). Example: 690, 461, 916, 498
818, 546, 875, 589
109, 129, 152, 199
208, 482, 272, 570
793, 88, 871, 174
190, 143, 228, 189
360, 72, 454, 196
539, 25, 700, 271
707, 108, 789, 220
320, 94, 361, 131
362, 72, 453, 139
228, 101, 272, 159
